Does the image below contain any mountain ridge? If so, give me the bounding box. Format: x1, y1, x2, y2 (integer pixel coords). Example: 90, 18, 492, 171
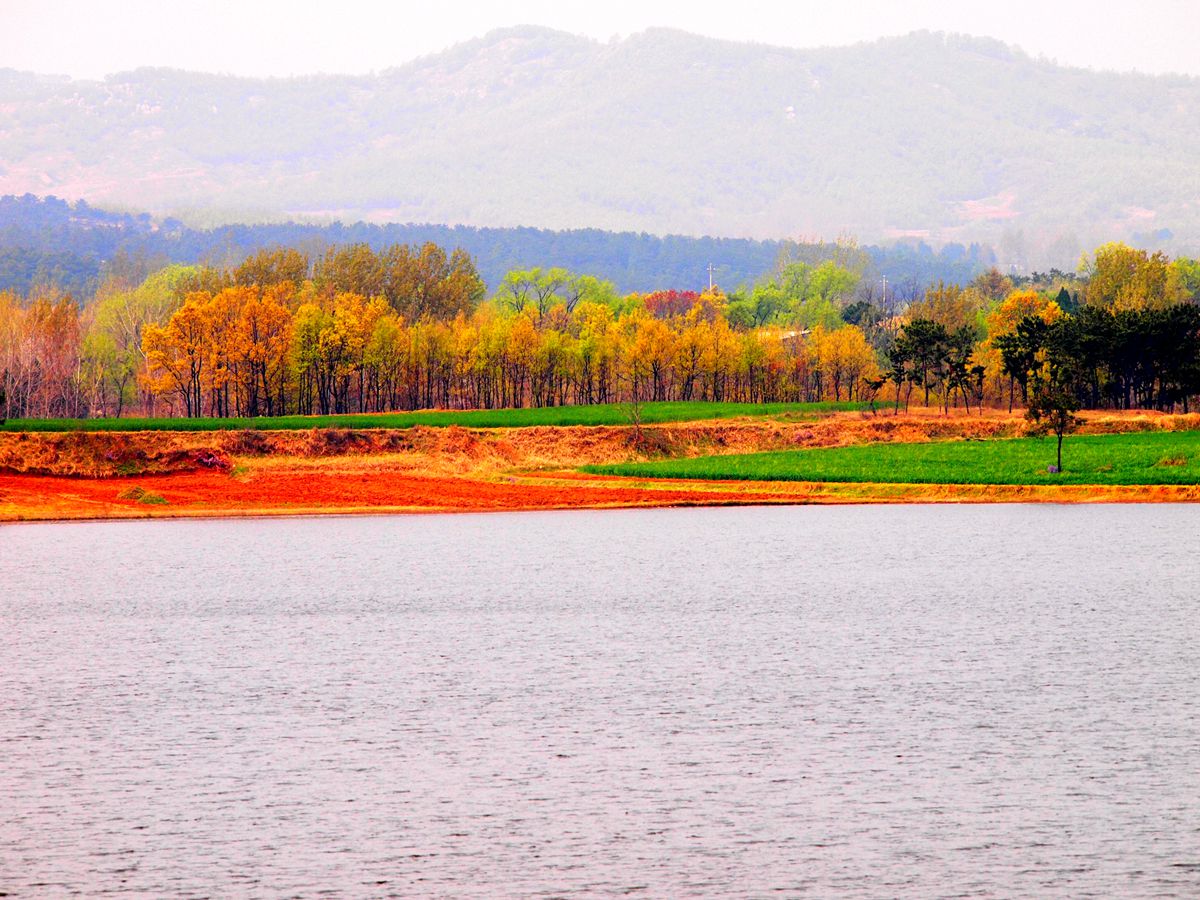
1, 27, 1195, 268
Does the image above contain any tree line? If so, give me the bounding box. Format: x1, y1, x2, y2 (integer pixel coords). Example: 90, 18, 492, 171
2, 239, 1199, 422
0, 194, 996, 299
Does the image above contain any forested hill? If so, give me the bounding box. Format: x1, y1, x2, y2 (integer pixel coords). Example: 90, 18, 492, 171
1, 28, 1197, 266
0, 195, 994, 298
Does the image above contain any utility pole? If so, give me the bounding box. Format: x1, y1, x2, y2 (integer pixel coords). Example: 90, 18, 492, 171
707, 263, 715, 291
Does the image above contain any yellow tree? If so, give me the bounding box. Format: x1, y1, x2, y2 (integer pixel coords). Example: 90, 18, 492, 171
290, 301, 343, 414
471, 307, 510, 408
630, 315, 676, 401
744, 330, 792, 402
689, 286, 728, 323
331, 291, 388, 412
674, 319, 705, 401
201, 287, 240, 417
977, 289, 1063, 410
364, 310, 407, 411
571, 301, 616, 404
409, 318, 454, 409
615, 311, 649, 404
234, 284, 294, 416
906, 281, 983, 331
142, 291, 214, 417
533, 323, 571, 407
233, 247, 309, 289
699, 316, 740, 401
970, 268, 1015, 304
1082, 242, 1184, 311
825, 325, 879, 402
805, 326, 830, 400
504, 310, 540, 407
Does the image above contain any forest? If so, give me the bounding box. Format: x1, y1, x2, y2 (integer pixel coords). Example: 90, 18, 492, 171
0, 195, 995, 299
1, 238, 1198, 422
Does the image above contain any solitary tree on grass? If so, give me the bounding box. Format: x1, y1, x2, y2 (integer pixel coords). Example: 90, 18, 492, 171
1026, 373, 1081, 473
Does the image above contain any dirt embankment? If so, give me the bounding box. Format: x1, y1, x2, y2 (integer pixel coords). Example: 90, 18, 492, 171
2, 410, 1199, 521
5, 409, 1195, 479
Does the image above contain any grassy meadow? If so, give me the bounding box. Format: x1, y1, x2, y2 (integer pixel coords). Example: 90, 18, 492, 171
0, 401, 862, 433
585, 430, 1200, 486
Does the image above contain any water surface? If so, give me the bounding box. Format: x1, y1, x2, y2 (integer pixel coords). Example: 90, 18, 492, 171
2, 505, 1198, 896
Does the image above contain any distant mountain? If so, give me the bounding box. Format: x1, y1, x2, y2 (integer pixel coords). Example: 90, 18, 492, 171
2, 27, 1195, 268
0, 195, 995, 299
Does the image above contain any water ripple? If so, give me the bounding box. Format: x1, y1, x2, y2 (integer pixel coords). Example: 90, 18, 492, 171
1, 505, 1198, 897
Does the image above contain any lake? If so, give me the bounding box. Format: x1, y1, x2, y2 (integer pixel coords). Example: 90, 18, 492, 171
2, 505, 1199, 897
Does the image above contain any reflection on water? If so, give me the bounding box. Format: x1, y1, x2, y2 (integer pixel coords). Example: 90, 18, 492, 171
2, 505, 1199, 897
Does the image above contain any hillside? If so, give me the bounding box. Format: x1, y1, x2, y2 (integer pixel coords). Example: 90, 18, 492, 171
1, 27, 1197, 266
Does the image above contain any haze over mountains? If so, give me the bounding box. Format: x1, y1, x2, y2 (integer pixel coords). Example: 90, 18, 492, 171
2, 26, 1196, 270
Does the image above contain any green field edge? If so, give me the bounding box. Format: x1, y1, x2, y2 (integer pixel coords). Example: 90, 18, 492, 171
582, 431, 1200, 487
0, 401, 865, 433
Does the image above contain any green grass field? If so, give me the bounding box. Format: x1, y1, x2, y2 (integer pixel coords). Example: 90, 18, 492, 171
0, 401, 862, 433
585, 430, 1200, 486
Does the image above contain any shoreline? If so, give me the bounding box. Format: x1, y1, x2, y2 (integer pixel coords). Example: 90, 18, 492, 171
3, 410, 1199, 522
3, 469, 1198, 524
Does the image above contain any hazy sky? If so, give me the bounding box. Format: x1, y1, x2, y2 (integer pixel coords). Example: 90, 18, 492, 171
5, 0, 1199, 79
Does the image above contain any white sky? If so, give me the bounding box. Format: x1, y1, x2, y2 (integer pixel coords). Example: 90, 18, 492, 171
3, 0, 1199, 79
